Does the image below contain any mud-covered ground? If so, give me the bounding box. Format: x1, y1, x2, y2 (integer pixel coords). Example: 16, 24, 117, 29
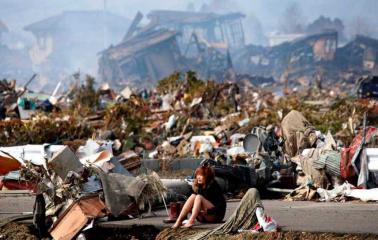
210, 232, 378, 240
0, 223, 38, 240
0, 223, 160, 240
156, 228, 378, 240
2, 222, 378, 240
86, 225, 160, 240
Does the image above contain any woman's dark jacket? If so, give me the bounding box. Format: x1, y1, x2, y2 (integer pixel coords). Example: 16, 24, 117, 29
193, 180, 226, 221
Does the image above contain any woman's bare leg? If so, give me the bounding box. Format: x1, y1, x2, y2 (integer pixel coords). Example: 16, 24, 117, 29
172, 194, 196, 229
183, 195, 215, 228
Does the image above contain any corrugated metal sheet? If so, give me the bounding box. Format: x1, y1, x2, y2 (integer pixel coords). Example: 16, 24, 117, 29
313, 150, 341, 177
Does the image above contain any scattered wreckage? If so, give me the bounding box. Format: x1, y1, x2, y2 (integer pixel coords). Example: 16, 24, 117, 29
1, 71, 378, 239
234, 32, 378, 85
99, 9, 378, 90
98, 10, 243, 88
0, 141, 167, 239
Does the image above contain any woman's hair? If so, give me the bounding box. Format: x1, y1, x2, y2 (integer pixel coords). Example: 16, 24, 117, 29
193, 166, 215, 192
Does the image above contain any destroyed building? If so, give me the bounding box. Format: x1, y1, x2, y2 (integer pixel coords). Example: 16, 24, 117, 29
98, 9, 378, 89
336, 35, 378, 75
234, 31, 338, 83
24, 11, 130, 90
98, 29, 182, 88
99, 10, 240, 88
146, 10, 246, 51
267, 33, 305, 47
305, 16, 345, 42
234, 32, 378, 85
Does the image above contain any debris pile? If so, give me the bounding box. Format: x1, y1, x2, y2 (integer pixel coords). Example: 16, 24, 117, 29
0, 139, 167, 239
2, 70, 378, 239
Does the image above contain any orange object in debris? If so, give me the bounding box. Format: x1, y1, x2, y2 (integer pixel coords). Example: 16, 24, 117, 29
0, 155, 21, 175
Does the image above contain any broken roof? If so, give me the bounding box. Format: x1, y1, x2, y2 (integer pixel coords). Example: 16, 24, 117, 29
354, 35, 378, 48
24, 10, 129, 34
147, 10, 245, 25
271, 31, 338, 52
103, 29, 179, 61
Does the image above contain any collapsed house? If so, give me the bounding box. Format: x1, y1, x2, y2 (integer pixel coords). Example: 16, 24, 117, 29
99, 10, 243, 88
146, 10, 246, 51
99, 29, 182, 88
234, 32, 378, 85
234, 31, 338, 83
336, 35, 378, 75
24, 11, 130, 90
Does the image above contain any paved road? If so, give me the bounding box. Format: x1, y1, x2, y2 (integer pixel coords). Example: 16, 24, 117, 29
0, 194, 34, 220
1, 194, 378, 234
99, 199, 378, 234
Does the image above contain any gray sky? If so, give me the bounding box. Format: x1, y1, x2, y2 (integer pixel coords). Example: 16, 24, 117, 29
1, 0, 377, 31
1, 0, 377, 46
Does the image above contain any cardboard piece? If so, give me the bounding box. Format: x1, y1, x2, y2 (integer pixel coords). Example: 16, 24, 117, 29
50, 195, 107, 240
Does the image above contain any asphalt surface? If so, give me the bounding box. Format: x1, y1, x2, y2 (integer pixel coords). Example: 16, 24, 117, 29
1, 193, 378, 234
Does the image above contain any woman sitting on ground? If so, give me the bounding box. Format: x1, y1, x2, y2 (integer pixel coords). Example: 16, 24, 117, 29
172, 165, 226, 228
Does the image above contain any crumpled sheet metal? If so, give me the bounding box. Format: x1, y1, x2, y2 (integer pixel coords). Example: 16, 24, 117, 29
97, 169, 146, 217
313, 150, 341, 177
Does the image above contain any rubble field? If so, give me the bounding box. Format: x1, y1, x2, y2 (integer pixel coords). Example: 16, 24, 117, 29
1, 4, 378, 240
2, 71, 378, 239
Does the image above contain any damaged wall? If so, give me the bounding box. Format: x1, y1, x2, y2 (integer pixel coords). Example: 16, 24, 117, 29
147, 10, 246, 51
233, 31, 378, 84
99, 29, 182, 88
98, 10, 239, 88
336, 35, 378, 75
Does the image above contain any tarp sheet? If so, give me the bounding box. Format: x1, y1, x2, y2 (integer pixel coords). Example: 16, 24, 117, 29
97, 169, 146, 217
